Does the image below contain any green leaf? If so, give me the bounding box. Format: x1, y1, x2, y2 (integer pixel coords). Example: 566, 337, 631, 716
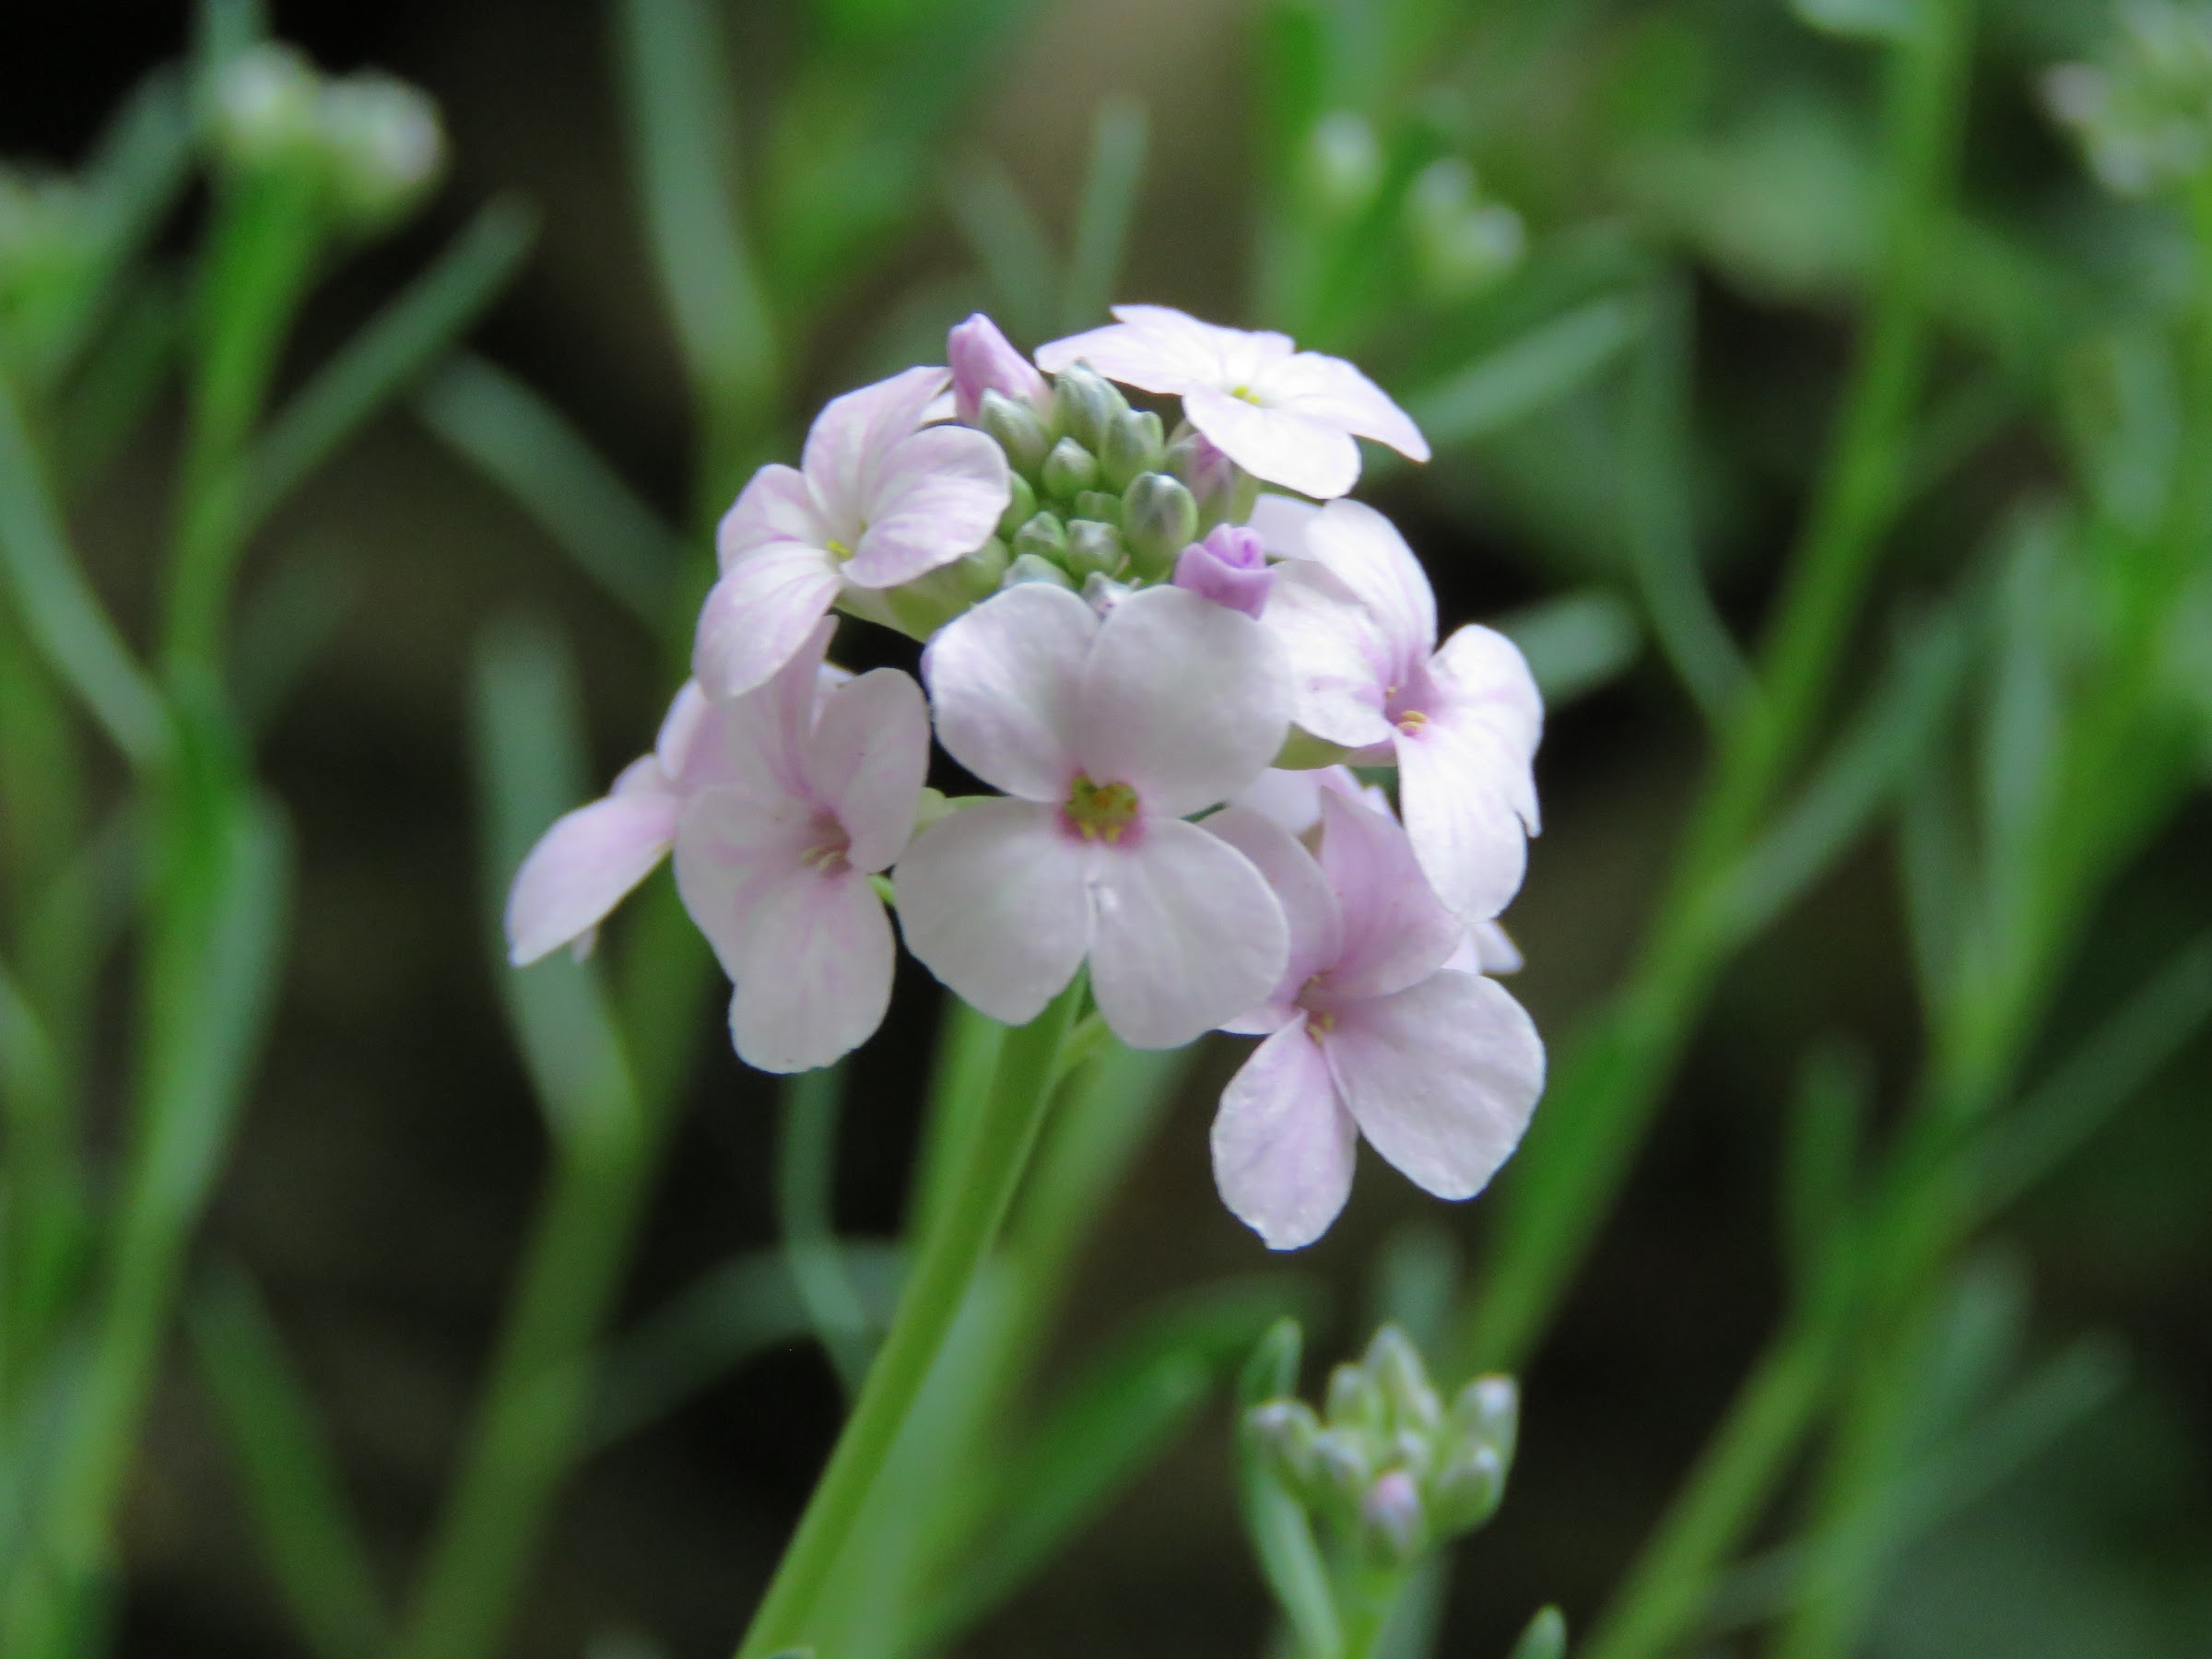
189, 1264, 388, 1659
469, 618, 641, 1156
1061, 97, 1148, 332
231, 547, 359, 735
415, 355, 677, 629
0, 357, 169, 767
1491, 589, 1641, 708
1402, 294, 1646, 453
241, 199, 536, 535
1236, 1318, 1343, 1659
778, 1064, 877, 1401
1507, 1606, 1569, 1659
1793, 0, 1921, 44
1778, 1042, 1869, 1307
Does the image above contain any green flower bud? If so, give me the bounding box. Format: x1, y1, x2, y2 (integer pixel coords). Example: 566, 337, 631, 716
1426, 1441, 1506, 1535
1165, 430, 1258, 528
1041, 436, 1100, 501
1325, 1363, 1387, 1435
1072, 489, 1124, 525
1100, 407, 1166, 490
1064, 518, 1124, 582
1449, 1374, 1520, 1468
1506, 1606, 1568, 1659
1356, 1468, 1429, 1569
882, 537, 1010, 636
1081, 572, 1132, 612
1122, 472, 1198, 580
212, 45, 324, 172
1053, 363, 1125, 449
1363, 1326, 1441, 1437
980, 390, 1050, 476
1004, 552, 1075, 590
1310, 1429, 1374, 1512
1247, 1398, 1322, 1493
1011, 511, 1068, 566
996, 471, 1038, 538
318, 73, 444, 229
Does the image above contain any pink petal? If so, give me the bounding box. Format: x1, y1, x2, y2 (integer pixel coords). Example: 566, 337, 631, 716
1087, 818, 1289, 1049
1315, 791, 1463, 999
717, 464, 827, 572
671, 785, 822, 981
1394, 702, 1533, 921
1183, 386, 1362, 500
728, 865, 897, 1073
801, 366, 951, 523
1428, 624, 1544, 827
695, 617, 832, 806
1035, 309, 1219, 393
922, 583, 1093, 802
949, 312, 1049, 422
804, 667, 929, 873
692, 544, 841, 700
1233, 767, 1325, 837
1248, 493, 1322, 559
1303, 500, 1436, 665
1446, 919, 1524, 976
1262, 563, 1394, 749
1072, 585, 1291, 819
1211, 1019, 1359, 1250
892, 798, 1093, 1025
505, 790, 678, 966
842, 423, 1010, 589
1324, 971, 1545, 1200
1258, 351, 1431, 462
1200, 806, 1343, 1007
653, 682, 714, 785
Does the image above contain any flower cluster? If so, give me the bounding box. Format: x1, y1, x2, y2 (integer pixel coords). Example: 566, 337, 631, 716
507, 306, 1546, 1246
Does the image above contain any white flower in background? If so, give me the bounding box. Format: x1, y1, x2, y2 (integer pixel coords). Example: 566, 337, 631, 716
1036, 305, 1430, 500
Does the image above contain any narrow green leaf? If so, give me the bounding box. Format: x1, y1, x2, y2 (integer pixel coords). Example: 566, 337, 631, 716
231, 548, 359, 735
241, 199, 536, 534
1507, 1606, 1569, 1659
1236, 1319, 1343, 1659
0, 358, 169, 767
189, 1264, 389, 1659
1492, 588, 1641, 708
1899, 770, 1972, 1026
945, 159, 1060, 345
51, 278, 180, 489
1976, 512, 2065, 920
1061, 97, 1148, 332
1779, 1042, 1869, 1305
416, 355, 677, 629
1793, 0, 1921, 43
779, 1064, 877, 1400
1403, 294, 1646, 452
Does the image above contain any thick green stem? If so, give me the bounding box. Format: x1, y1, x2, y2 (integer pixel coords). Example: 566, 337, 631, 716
735, 979, 1086, 1658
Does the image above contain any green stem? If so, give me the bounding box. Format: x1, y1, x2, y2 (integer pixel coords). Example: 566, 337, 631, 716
1458, 0, 1974, 1375
735, 978, 1086, 1659
778, 1062, 876, 1400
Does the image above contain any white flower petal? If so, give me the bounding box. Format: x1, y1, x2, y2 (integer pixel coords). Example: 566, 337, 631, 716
1248, 493, 1323, 559
1303, 500, 1436, 665
1394, 712, 1532, 921
1201, 806, 1343, 997
801, 366, 950, 524
1183, 385, 1362, 499
893, 798, 1093, 1025
1211, 1020, 1359, 1250
505, 791, 677, 965
1428, 623, 1544, 828
694, 617, 831, 804
653, 681, 714, 785
672, 786, 822, 981
1262, 563, 1394, 749
804, 667, 929, 873
729, 865, 897, 1073
1088, 818, 1289, 1049
1073, 585, 1291, 819
1324, 970, 1545, 1201
717, 464, 827, 572
843, 424, 1010, 589
692, 544, 842, 700
1315, 791, 1463, 999
1258, 350, 1431, 462
1452, 919, 1524, 976
922, 583, 1094, 801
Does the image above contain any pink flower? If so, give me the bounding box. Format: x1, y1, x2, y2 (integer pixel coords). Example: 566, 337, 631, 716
1205, 792, 1546, 1250
893, 582, 1293, 1048
674, 618, 930, 1073
1172, 524, 1274, 618
1036, 305, 1429, 500
694, 366, 1011, 700
1263, 500, 1541, 921
947, 312, 1049, 423
505, 681, 720, 966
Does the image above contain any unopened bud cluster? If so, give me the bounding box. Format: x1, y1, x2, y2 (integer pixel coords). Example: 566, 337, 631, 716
1247, 1325, 1520, 1570
212, 44, 445, 228
2046, 2, 2212, 197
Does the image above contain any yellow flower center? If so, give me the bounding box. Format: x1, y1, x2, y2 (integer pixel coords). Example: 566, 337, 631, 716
1063, 775, 1141, 844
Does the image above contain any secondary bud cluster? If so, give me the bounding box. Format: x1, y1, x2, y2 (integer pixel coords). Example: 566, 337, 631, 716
2045, 2, 2212, 197
211, 44, 445, 229
1247, 1325, 1520, 1570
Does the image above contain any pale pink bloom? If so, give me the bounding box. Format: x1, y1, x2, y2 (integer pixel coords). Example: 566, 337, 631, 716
1036, 305, 1429, 500
675, 618, 930, 1073
1205, 793, 1545, 1250
1264, 500, 1541, 921
506, 681, 720, 966
947, 312, 1049, 423
1172, 524, 1274, 618
694, 366, 1011, 700
893, 582, 1293, 1048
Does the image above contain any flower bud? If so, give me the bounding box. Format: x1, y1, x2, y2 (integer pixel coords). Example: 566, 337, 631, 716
980, 390, 1050, 476
1449, 1374, 1520, 1468
1081, 572, 1131, 615
996, 472, 1039, 538
1171, 524, 1273, 618
1365, 1324, 1442, 1438
1064, 518, 1124, 582
1325, 1363, 1386, 1435
1247, 1398, 1322, 1492
212, 45, 324, 172
882, 537, 1009, 636
1053, 364, 1125, 450
1310, 1428, 1374, 1512
318, 73, 444, 228
1004, 552, 1075, 590
1426, 1441, 1506, 1535
1507, 1606, 1568, 1659
1011, 512, 1069, 566
948, 312, 1049, 425
1072, 489, 1123, 525
1166, 430, 1256, 527
1122, 472, 1199, 580
1041, 436, 1100, 501
1356, 1468, 1429, 1569
1100, 407, 1166, 490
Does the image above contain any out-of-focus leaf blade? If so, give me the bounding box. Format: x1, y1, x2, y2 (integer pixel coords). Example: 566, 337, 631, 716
1508, 1606, 1570, 1659
779, 1064, 877, 1400
1492, 589, 1641, 707
945, 159, 1059, 345
1236, 1318, 1343, 1659
1780, 1042, 1869, 1304
1061, 97, 1147, 332
1403, 294, 1646, 452
232, 547, 359, 735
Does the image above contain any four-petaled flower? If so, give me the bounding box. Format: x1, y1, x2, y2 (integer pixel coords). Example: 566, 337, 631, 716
675, 618, 930, 1073
1037, 305, 1430, 500
693, 365, 1010, 700
894, 582, 1293, 1048
1205, 792, 1546, 1250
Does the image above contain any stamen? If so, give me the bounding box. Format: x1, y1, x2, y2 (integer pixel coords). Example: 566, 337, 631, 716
1063, 774, 1142, 843
1396, 709, 1429, 734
